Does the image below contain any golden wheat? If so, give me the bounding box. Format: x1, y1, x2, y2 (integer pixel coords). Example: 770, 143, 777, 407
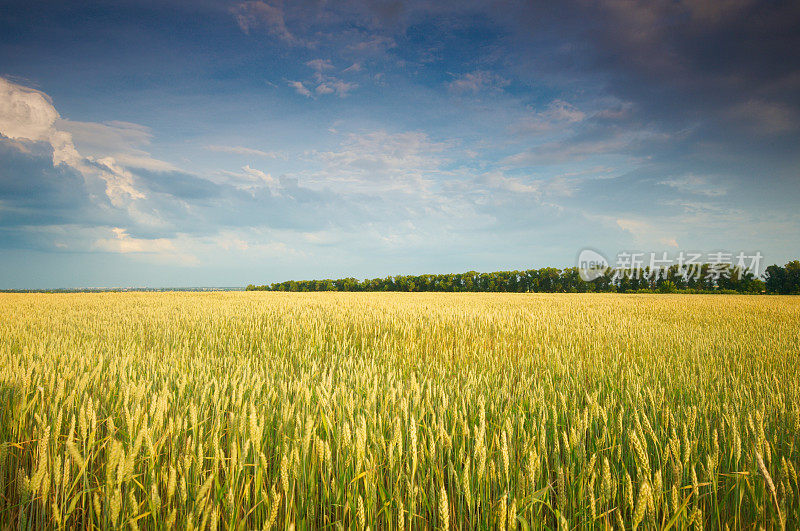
0, 292, 798, 529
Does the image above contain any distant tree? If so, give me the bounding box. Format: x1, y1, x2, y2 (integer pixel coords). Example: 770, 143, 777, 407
658, 280, 678, 293
765, 264, 787, 293
251, 259, 800, 294
786, 260, 800, 294
538, 268, 560, 292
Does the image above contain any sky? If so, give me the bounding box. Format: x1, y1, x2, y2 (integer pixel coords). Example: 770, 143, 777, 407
1, 0, 799, 288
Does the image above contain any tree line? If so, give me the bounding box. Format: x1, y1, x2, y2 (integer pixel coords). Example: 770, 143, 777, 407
764, 260, 800, 294
246, 260, 800, 294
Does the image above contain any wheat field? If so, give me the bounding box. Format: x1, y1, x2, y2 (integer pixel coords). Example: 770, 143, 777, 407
0, 292, 798, 529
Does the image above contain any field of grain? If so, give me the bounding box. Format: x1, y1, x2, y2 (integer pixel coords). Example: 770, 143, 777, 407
1, 292, 798, 529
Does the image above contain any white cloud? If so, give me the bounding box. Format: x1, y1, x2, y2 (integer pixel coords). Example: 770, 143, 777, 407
310, 130, 452, 192
239, 164, 277, 187
92, 157, 147, 202
660, 175, 726, 197
306, 59, 334, 72
3, 77, 475, 272
287, 58, 360, 99
213, 230, 304, 258
480, 171, 540, 194
96, 227, 175, 253
93, 227, 302, 266
0, 77, 148, 207
287, 80, 312, 97
504, 137, 628, 165
504, 129, 667, 166
595, 101, 635, 120
93, 228, 200, 265
58, 120, 151, 151
346, 35, 396, 55
0, 77, 80, 166
109, 153, 178, 172
215, 164, 282, 195
231, 1, 305, 46
58, 119, 178, 172
510, 100, 586, 134
206, 144, 286, 159
448, 70, 510, 93
616, 218, 679, 248
315, 79, 357, 97
0, 79, 57, 141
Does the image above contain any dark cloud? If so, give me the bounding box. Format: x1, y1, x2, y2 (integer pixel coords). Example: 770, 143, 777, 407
0, 137, 112, 229
0, 133, 371, 249
135, 169, 221, 201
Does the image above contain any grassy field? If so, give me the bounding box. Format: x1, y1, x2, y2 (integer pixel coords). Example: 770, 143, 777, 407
1, 292, 798, 529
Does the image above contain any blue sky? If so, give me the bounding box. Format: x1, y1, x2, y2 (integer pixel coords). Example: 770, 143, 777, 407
1, 0, 799, 288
